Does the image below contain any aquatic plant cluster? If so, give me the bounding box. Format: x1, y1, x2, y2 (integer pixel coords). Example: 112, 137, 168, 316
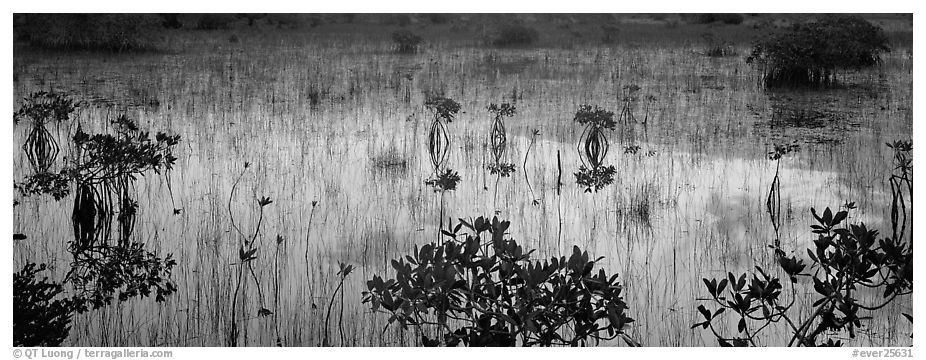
11, 14, 912, 348
486, 103, 517, 177
747, 15, 891, 88
574, 105, 618, 192
363, 216, 636, 347
13, 92, 181, 346
424, 96, 462, 192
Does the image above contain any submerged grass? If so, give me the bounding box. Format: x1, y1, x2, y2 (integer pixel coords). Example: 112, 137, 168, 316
12, 17, 912, 347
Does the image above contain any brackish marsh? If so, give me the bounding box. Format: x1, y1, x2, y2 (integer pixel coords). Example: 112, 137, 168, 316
12, 14, 913, 347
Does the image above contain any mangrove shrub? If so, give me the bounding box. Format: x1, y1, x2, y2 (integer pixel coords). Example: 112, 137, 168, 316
747, 15, 890, 88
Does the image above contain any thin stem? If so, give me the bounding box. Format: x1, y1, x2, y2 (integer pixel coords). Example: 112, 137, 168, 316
323, 276, 345, 346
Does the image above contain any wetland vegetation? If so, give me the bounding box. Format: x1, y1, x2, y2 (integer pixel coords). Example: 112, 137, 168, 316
12, 13, 913, 347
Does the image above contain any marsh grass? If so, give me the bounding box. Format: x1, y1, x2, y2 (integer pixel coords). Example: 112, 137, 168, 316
369, 146, 410, 177
12, 17, 912, 347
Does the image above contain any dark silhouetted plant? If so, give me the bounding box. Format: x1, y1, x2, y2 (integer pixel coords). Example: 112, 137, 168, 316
66, 115, 179, 248
694, 205, 912, 346
523, 129, 541, 206
363, 216, 637, 347
423, 96, 462, 246
14, 245, 177, 345
574, 105, 617, 193
696, 142, 912, 346
13, 263, 78, 347
272, 234, 285, 346
16, 171, 71, 200
766, 143, 800, 252
424, 96, 462, 192
17, 112, 181, 247
575, 165, 617, 193
227, 162, 275, 346
304, 200, 319, 300
392, 30, 423, 53
323, 261, 354, 346
886, 140, 911, 242
65, 241, 178, 311
15, 111, 180, 306
485, 103, 517, 184
747, 15, 890, 88
14, 92, 78, 174
13, 97, 180, 347
425, 169, 462, 192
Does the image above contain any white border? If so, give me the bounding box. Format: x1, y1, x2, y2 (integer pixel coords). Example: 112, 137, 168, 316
3, 4, 922, 359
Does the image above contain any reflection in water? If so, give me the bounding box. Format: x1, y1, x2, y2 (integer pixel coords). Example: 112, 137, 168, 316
13, 38, 911, 346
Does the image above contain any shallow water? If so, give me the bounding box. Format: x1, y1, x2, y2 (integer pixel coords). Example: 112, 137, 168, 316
13, 36, 913, 346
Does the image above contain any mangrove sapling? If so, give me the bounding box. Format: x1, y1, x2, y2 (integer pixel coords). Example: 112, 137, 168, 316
226, 163, 248, 346
423, 95, 462, 192
523, 129, 541, 206
485, 102, 517, 206
20, 113, 180, 304
250, 196, 274, 318
574, 105, 618, 193
273, 234, 284, 346
556, 150, 563, 247
16, 113, 181, 250
304, 200, 319, 302
423, 95, 462, 245
886, 140, 911, 242
14, 91, 77, 174
13, 106, 180, 346
322, 261, 354, 347
227, 162, 275, 346
228, 162, 250, 241
765, 143, 800, 254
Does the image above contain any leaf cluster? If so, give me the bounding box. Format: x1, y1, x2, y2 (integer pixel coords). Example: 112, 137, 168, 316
487, 162, 516, 177
573, 105, 616, 130
767, 143, 800, 161
487, 103, 516, 119
425, 169, 461, 192
17, 114, 181, 198
14, 91, 78, 126
425, 96, 462, 122
13, 263, 79, 347
574, 165, 616, 193
363, 216, 635, 347
695, 206, 912, 346
66, 241, 178, 312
